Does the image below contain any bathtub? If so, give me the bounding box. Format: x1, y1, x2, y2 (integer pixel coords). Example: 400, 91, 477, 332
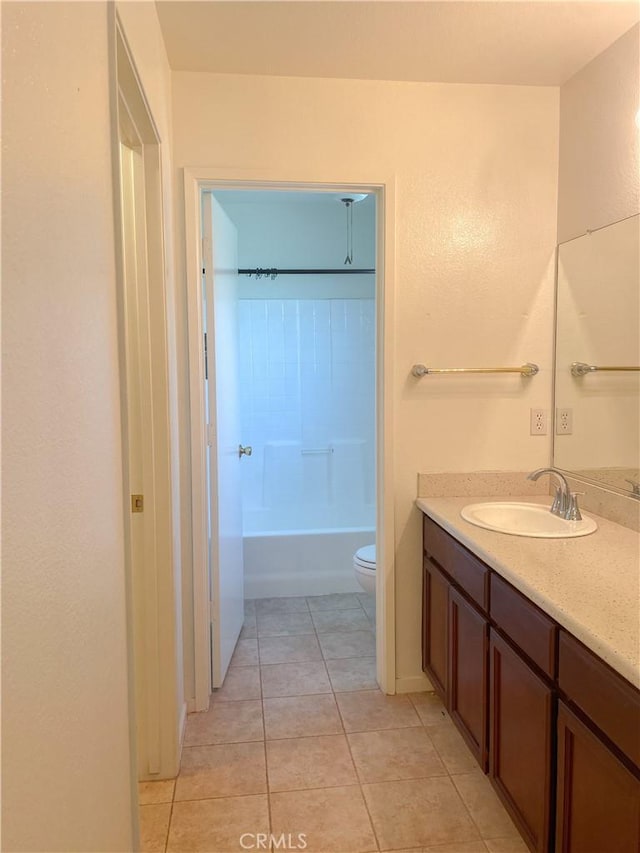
242, 506, 375, 599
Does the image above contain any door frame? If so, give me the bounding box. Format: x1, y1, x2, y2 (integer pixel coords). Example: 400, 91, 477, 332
111, 18, 182, 782
184, 167, 397, 710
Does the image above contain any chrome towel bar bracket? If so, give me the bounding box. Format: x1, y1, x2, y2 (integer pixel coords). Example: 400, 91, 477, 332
411, 363, 539, 378
571, 361, 640, 376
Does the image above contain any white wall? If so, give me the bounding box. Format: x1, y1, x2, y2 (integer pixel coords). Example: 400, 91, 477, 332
220, 191, 376, 278
558, 24, 640, 243
2, 3, 134, 849
172, 72, 559, 687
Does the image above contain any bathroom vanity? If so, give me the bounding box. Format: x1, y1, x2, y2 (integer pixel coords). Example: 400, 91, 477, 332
417, 496, 640, 853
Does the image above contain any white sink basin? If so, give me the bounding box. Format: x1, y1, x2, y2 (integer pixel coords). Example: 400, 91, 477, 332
460, 501, 597, 538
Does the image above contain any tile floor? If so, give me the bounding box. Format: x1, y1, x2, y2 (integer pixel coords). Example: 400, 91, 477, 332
139, 594, 526, 853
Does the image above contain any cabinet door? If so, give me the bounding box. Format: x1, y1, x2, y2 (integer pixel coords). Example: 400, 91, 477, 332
556, 700, 640, 853
489, 630, 553, 853
422, 558, 449, 700
449, 587, 488, 769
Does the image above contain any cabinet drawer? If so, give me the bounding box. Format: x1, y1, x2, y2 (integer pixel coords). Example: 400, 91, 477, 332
449, 539, 489, 611
490, 574, 557, 678
558, 631, 640, 768
423, 515, 453, 569
423, 515, 488, 610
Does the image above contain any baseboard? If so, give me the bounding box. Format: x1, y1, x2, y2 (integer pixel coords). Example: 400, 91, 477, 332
395, 673, 434, 694
186, 697, 197, 714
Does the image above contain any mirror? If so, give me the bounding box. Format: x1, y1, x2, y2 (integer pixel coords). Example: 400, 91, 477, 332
554, 213, 640, 496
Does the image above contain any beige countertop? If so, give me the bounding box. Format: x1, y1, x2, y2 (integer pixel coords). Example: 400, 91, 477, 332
416, 495, 640, 689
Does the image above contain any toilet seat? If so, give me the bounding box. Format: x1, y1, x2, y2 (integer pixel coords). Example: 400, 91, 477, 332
354, 544, 376, 569
353, 544, 376, 595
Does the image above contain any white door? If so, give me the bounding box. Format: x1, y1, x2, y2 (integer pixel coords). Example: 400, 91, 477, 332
202, 193, 245, 687
120, 141, 161, 774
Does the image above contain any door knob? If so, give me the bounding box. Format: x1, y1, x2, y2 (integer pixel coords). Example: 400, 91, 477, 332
238, 444, 252, 458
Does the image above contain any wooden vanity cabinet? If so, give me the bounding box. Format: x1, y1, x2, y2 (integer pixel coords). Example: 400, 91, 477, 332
421, 510, 640, 853
555, 632, 640, 853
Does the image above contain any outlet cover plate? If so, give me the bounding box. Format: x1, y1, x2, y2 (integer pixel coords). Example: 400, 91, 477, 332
556, 408, 573, 435
530, 408, 548, 435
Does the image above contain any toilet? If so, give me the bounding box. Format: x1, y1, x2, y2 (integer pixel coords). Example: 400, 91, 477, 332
353, 544, 376, 595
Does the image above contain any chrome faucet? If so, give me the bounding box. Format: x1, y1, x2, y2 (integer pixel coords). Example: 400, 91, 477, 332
527, 467, 582, 521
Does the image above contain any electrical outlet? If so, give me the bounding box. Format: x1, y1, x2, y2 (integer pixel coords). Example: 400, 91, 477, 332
530, 408, 548, 435
556, 407, 573, 435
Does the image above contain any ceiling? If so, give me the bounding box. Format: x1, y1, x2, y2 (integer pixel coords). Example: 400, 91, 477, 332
155, 1, 639, 86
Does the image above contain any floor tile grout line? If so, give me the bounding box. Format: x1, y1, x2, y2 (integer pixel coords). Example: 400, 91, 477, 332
448, 773, 522, 844
171, 790, 273, 806
269, 778, 370, 796
442, 775, 493, 848
265, 725, 437, 744
184, 737, 265, 747
355, 768, 455, 788
259, 653, 274, 844
342, 734, 382, 852
162, 775, 179, 853
254, 628, 275, 841
261, 689, 333, 700
172, 780, 378, 806
182, 739, 268, 750
319, 618, 377, 852
163, 797, 174, 853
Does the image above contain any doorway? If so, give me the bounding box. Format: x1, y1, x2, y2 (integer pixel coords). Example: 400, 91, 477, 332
184, 173, 396, 709
210, 188, 379, 694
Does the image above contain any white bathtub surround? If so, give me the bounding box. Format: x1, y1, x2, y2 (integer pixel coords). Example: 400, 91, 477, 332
238, 298, 375, 526
416, 495, 640, 688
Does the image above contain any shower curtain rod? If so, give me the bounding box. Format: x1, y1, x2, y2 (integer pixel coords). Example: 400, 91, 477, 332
238, 267, 375, 279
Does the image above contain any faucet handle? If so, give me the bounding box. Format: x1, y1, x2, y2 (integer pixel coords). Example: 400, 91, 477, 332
550, 486, 566, 517
566, 492, 584, 522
